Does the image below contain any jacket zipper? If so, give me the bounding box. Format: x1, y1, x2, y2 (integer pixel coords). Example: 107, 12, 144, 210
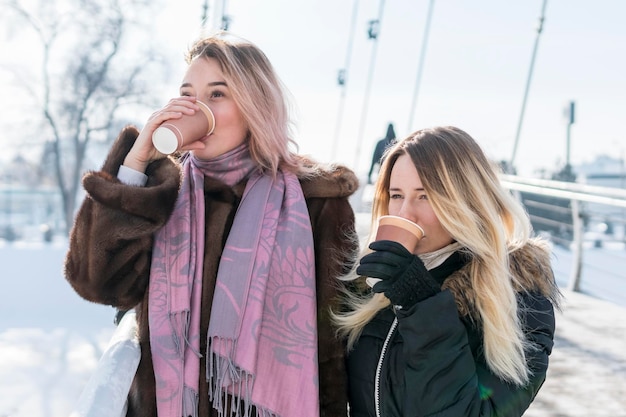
375, 317, 398, 417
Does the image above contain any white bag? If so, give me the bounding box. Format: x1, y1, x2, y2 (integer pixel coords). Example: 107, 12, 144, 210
70, 310, 140, 417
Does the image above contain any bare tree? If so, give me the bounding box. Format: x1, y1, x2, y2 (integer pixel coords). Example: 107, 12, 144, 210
3, 0, 168, 233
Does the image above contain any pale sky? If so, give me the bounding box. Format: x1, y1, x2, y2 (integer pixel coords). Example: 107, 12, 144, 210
2, 0, 625, 178
160, 0, 626, 177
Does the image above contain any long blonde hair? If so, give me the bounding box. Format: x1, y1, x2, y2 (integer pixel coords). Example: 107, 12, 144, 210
333, 126, 534, 385
186, 32, 309, 176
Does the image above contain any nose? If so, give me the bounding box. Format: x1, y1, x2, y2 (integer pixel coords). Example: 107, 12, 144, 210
397, 201, 418, 224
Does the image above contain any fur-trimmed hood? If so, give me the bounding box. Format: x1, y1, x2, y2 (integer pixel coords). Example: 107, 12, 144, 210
442, 238, 562, 320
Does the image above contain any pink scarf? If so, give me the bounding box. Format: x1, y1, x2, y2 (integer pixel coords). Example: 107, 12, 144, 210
148, 144, 319, 417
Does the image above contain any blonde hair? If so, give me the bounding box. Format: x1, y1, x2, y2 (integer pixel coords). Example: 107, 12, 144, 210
186, 32, 306, 176
333, 126, 533, 385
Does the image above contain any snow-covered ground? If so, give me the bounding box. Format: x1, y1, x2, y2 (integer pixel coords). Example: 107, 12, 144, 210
1, 240, 115, 417
1, 230, 625, 417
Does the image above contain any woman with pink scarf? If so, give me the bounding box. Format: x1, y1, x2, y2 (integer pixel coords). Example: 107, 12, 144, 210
65, 32, 358, 417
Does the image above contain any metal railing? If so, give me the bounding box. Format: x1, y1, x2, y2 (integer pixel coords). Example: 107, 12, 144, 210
501, 174, 626, 292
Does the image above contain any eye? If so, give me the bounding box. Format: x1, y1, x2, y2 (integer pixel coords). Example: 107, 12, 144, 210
209, 89, 225, 99
418, 194, 429, 200
180, 89, 193, 97
389, 193, 403, 200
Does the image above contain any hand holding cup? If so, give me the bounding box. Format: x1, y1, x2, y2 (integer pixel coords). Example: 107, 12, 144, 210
151, 100, 215, 155
365, 215, 425, 288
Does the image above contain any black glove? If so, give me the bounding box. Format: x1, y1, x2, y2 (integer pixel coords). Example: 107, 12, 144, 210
356, 240, 441, 309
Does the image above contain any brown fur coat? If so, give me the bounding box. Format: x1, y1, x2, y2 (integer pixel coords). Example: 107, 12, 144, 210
65, 126, 359, 417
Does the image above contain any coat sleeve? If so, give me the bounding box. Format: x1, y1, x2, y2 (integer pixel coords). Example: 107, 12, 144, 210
64, 126, 181, 309
397, 290, 555, 417
307, 195, 358, 417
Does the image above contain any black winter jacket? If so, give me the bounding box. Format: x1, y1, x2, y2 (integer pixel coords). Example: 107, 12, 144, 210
347, 243, 560, 417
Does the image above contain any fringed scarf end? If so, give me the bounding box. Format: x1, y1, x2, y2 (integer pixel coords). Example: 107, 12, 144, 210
170, 311, 202, 358
258, 409, 280, 417
183, 386, 200, 417
207, 338, 256, 417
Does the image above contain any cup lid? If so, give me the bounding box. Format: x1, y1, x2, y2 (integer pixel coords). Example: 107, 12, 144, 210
196, 101, 216, 136
377, 215, 425, 239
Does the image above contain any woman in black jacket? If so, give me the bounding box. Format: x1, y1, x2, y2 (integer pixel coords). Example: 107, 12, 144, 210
333, 126, 561, 416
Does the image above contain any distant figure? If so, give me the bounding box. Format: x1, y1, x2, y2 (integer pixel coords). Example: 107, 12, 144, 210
368, 123, 396, 184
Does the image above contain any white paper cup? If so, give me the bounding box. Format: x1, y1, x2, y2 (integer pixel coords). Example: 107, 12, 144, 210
152, 100, 215, 154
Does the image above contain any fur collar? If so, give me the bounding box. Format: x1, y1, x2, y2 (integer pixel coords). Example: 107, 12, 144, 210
98, 125, 359, 200
442, 238, 561, 319
298, 160, 359, 199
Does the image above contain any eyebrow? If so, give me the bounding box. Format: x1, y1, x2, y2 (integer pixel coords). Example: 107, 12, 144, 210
389, 187, 425, 192
180, 81, 228, 88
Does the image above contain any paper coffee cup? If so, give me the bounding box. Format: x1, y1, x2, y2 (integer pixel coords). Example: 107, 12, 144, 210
365, 215, 425, 288
375, 215, 425, 250
152, 100, 216, 155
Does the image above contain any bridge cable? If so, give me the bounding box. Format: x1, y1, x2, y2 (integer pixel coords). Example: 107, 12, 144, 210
331, 0, 360, 161
406, 0, 436, 133
510, 0, 549, 168
352, 0, 387, 174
